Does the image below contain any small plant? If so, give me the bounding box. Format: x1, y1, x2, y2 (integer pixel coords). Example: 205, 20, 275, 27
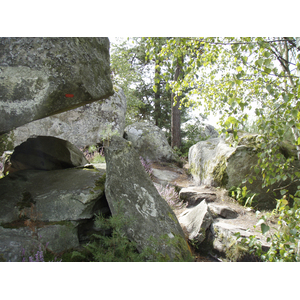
229, 185, 257, 207
99, 124, 120, 147
81, 145, 105, 164
233, 194, 300, 262
21, 242, 62, 262
22, 245, 45, 262
154, 183, 186, 209
79, 212, 145, 262
139, 156, 185, 209
139, 156, 153, 178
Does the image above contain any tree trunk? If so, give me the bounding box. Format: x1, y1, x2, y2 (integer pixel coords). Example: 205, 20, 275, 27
292, 126, 300, 160
154, 67, 162, 127
171, 62, 182, 148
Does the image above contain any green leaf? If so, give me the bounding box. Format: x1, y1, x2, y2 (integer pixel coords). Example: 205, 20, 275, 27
153, 85, 157, 93
256, 59, 263, 67
228, 97, 236, 107
236, 66, 243, 72
266, 85, 272, 93
242, 56, 248, 64
224, 116, 238, 127
263, 68, 271, 74
282, 93, 289, 102
292, 109, 298, 119
280, 189, 287, 196
261, 223, 270, 235
263, 51, 271, 58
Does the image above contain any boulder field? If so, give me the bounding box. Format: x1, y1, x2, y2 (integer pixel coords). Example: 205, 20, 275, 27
0, 136, 108, 262
0, 136, 193, 262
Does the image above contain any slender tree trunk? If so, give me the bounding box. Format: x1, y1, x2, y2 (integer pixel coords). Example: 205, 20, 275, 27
297, 38, 300, 161
171, 61, 182, 148
154, 67, 161, 127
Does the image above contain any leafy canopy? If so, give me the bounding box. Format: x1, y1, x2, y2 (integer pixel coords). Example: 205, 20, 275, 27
145, 37, 300, 189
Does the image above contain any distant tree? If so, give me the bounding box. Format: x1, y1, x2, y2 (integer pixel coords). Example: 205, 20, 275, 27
171, 57, 183, 148
110, 37, 190, 143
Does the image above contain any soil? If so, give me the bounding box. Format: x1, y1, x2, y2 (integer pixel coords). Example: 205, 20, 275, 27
150, 160, 279, 262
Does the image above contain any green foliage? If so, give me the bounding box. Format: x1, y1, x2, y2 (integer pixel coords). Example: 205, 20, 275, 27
99, 124, 120, 147
180, 116, 212, 157
73, 209, 193, 262
90, 154, 105, 164
224, 236, 252, 262
81, 145, 105, 164
229, 185, 257, 207
144, 37, 300, 191
111, 37, 192, 146
81, 212, 145, 262
235, 194, 300, 262
0, 132, 14, 154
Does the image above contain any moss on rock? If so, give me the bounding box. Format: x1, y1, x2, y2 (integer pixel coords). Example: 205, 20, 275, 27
212, 156, 229, 187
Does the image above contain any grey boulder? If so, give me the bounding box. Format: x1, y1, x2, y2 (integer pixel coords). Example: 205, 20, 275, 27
0, 165, 107, 261
179, 186, 217, 207
0, 37, 114, 134
124, 121, 178, 162
0, 167, 106, 224
104, 136, 192, 261
208, 203, 238, 219
11, 86, 127, 149
178, 200, 213, 245
189, 133, 300, 209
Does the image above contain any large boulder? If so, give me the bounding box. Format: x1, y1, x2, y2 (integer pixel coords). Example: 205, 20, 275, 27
104, 136, 192, 261
0, 37, 114, 135
178, 200, 213, 245
9, 136, 89, 172
189, 133, 300, 209
179, 186, 218, 207
207, 219, 270, 261
0, 165, 108, 261
0, 167, 106, 224
124, 122, 178, 162
11, 86, 127, 148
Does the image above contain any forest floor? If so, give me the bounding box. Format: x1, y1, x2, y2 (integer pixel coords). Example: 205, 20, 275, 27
150, 160, 279, 262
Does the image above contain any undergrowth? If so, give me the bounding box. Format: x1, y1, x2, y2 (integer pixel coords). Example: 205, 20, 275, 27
80, 145, 106, 164
71, 209, 193, 262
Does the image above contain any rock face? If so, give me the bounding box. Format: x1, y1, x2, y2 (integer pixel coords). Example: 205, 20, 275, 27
124, 122, 178, 162
189, 137, 235, 187
202, 124, 219, 139
11, 86, 127, 148
178, 200, 213, 244
104, 136, 192, 261
208, 203, 238, 219
179, 186, 218, 207
189, 133, 299, 209
9, 136, 89, 172
151, 168, 180, 186
0, 164, 108, 261
208, 219, 270, 260
0, 37, 114, 135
